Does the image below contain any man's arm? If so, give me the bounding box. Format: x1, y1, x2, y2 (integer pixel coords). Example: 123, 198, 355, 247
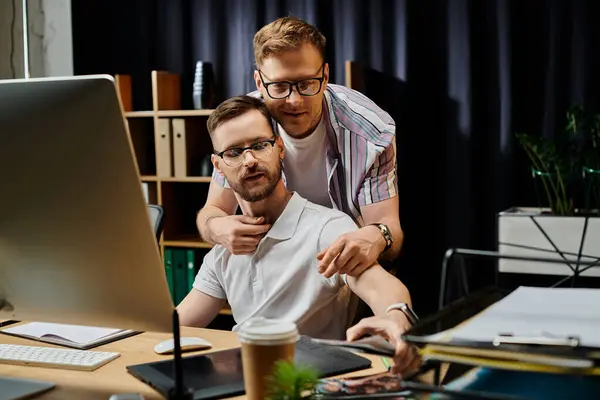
176, 249, 226, 328
346, 264, 411, 317
360, 195, 403, 262
317, 141, 403, 276
358, 138, 403, 262
196, 179, 239, 245
345, 266, 420, 375
197, 177, 271, 254
177, 289, 226, 327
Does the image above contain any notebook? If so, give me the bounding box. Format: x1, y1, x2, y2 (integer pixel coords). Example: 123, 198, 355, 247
1, 322, 139, 349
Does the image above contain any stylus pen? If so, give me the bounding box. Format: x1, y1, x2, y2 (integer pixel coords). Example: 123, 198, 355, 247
0, 320, 18, 328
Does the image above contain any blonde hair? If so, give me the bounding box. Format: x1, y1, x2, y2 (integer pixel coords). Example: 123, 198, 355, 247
253, 16, 326, 66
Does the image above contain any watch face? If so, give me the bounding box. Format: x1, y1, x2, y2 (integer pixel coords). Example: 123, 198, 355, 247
379, 224, 392, 244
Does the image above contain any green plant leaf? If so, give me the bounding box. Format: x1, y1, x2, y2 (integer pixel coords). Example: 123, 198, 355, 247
513, 104, 600, 215
265, 360, 319, 400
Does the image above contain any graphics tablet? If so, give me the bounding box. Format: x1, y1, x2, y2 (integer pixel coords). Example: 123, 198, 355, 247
127, 336, 372, 400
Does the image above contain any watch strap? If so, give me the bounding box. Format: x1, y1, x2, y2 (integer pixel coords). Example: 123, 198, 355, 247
371, 223, 392, 251
385, 302, 419, 326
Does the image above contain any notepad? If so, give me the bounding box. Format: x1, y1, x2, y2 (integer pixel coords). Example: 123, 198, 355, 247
1, 322, 138, 349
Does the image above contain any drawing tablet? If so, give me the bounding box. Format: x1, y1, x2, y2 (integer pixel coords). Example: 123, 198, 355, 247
0, 376, 55, 400
127, 336, 372, 400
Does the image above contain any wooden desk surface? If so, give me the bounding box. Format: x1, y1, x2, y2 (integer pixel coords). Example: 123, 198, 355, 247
0, 323, 388, 399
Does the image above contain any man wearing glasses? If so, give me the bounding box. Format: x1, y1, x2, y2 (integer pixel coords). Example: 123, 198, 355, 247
179, 95, 420, 375
196, 16, 402, 280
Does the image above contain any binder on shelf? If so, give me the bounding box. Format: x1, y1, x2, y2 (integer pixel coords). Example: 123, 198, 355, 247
155, 118, 172, 177
186, 249, 196, 293
163, 248, 175, 302
172, 118, 187, 178
141, 182, 150, 203
172, 118, 207, 178
402, 286, 600, 375
172, 249, 189, 305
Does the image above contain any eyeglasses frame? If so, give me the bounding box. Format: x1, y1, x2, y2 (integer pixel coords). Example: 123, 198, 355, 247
258, 63, 326, 99
213, 138, 278, 167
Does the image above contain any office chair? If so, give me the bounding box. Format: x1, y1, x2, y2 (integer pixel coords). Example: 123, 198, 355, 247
147, 204, 164, 243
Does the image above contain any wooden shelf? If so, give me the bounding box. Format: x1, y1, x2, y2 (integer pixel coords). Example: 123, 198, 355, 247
122, 70, 223, 319
157, 109, 214, 117
162, 235, 213, 249
160, 176, 212, 183
125, 111, 154, 118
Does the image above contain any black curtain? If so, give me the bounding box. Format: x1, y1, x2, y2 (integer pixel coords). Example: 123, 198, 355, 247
72, 0, 600, 317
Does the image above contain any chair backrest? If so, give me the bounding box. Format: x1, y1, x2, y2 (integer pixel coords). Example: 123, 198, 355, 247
147, 204, 164, 243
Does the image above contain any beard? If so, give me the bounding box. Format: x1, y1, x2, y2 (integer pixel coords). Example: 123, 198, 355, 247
228, 162, 282, 202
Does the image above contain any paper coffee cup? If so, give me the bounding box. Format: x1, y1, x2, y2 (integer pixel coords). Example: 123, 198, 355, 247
237, 317, 299, 400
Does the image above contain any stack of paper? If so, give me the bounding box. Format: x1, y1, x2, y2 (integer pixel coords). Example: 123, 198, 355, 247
442, 286, 600, 346
420, 287, 600, 374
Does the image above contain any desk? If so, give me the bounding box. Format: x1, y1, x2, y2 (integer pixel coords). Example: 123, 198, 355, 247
0, 325, 388, 399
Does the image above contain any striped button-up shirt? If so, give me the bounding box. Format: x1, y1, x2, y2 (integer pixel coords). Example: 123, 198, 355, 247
211, 83, 397, 226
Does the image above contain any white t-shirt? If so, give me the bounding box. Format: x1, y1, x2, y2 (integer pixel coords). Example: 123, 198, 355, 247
193, 192, 359, 340
278, 118, 332, 208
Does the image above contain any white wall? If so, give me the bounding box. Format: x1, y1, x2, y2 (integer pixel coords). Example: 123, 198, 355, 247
0, 0, 73, 79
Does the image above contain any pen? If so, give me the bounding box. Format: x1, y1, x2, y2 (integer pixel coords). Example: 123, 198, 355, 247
0, 320, 18, 328
380, 356, 391, 370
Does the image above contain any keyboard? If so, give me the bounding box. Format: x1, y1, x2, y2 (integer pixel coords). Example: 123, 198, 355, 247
0, 343, 120, 371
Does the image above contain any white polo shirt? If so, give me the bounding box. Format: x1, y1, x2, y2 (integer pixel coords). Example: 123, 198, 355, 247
193, 192, 359, 340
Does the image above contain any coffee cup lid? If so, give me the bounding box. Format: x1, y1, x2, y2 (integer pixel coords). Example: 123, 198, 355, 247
236, 317, 298, 344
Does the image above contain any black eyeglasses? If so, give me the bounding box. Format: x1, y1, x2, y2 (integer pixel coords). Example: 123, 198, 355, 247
214, 139, 277, 167
258, 63, 325, 99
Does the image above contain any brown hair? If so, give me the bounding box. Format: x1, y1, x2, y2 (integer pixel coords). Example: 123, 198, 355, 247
253, 16, 326, 66
207, 95, 273, 136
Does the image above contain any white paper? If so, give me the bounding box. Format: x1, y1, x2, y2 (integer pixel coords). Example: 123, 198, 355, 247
446, 286, 600, 348
3, 322, 123, 344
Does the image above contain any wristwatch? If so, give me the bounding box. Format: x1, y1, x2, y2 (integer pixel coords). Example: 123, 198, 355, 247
370, 223, 393, 252
385, 303, 419, 326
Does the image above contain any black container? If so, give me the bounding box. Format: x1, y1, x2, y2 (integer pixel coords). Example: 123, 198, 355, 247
192, 61, 216, 110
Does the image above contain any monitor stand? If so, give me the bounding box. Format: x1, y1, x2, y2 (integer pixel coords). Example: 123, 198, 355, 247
168, 309, 193, 400
0, 376, 55, 399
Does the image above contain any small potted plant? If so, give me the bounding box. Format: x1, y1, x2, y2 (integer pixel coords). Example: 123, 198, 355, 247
497, 105, 600, 277
265, 360, 319, 400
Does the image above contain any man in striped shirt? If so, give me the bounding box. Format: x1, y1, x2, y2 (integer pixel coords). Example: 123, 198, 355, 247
196, 16, 402, 279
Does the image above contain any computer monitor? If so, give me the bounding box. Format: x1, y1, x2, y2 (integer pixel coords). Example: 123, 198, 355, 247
0, 75, 174, 333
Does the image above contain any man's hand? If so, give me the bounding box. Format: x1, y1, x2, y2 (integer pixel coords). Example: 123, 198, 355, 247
317, 225, 386, 278
208, 215, 271, 254
346, 311, 421, 376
